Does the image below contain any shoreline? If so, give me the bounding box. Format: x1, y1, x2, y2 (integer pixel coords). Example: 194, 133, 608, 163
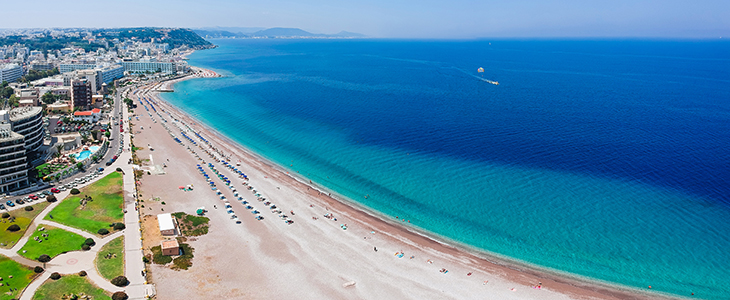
137, 66, 680, 299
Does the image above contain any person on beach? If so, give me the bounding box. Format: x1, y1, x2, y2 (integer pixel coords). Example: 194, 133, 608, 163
374, 247, 378, 252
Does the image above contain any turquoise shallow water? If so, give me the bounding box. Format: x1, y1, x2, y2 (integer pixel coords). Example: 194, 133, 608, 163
162, 39, 730, 299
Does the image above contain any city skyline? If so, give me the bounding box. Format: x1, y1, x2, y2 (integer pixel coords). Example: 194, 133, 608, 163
1, 0, 728, 39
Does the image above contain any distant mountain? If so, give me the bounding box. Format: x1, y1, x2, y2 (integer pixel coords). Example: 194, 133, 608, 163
330, 31, 367, 38
251, 27, 316, 37
193, 29, 247, 38
249, 27, 366, 38
196, 27, 265, 34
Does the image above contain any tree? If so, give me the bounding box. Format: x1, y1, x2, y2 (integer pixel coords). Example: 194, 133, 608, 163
46, 195, 57, 202
41, 92, 56, 104
70, 188, 80, 195
111, 291, 129, 300
50, 272, 61, 280
78, 270, 87, 276
24, 206, 33, 211
34, 266, 44, 273
1, 212, 9, 218
38, 254, 51, 263
98, 228, 109, 235
6, 224, 20, 232
110, 276, 129, 287
113, 222, 126, 230
84, 238, 95, 246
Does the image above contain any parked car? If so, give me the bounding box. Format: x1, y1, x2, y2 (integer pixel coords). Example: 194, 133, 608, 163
6, 200, 14, 207
51, 188, 60, 193
15, 199, 24, 204
97, 167, 104, 172
0, 203, 4, 210
29, 194, 38, 200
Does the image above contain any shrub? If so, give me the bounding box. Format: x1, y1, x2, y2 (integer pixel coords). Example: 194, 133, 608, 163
50, 272, 61, 280
111, 291, 129, 300
34, 266, 44, 273
38, 254, 51, 262
84, 238, 95, 246
81, 244, 90, 251
24, 206, 33, 211
142, 256, 150, 264
1, 212, 9, 218
110, 276, 129, 287
116, 167, 122, 172
113, 222, 126, 230
98, 228, 110, 235
78, 270, 87, 277
6, 224, 20, 232
70, 188, 80, 195
46, 195, 57, 202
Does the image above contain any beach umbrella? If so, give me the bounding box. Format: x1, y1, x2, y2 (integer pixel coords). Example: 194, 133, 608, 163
178, 186, 184, 189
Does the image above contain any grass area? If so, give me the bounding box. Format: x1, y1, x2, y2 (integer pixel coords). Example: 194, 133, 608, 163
149, 237, 195, 270
172, 238, 194, 270
150, 246, 172, 265
0, 202, 50, 249
0, 254, 37, 300
171, 212, 210, 236
45, 172, 124, 235
35, 163, 68, 178
96, 236, 124, 280
18, 226, 87, 260
32, 275, 111, 300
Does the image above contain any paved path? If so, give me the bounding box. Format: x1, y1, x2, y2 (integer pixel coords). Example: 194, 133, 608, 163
119, 87, 155, 300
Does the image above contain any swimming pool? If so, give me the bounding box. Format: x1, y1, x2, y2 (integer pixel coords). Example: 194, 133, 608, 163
72, 146, 101, 161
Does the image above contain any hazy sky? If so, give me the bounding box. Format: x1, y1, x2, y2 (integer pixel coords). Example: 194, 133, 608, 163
1, 0, 728, 38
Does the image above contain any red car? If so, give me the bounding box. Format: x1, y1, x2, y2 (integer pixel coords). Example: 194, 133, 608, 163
29, 194, 38, 200
51, 188, 60, 193
120, 128, 124, 132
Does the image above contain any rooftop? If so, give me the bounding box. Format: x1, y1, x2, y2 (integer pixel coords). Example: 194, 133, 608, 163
7, 106, 42, 122
161, 239, 179, 249
158, 213, 175, 231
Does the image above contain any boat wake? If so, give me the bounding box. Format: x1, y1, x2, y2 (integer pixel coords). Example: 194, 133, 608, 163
449, 67, 500, 85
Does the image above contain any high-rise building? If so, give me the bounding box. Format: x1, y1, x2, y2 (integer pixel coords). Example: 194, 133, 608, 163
0, 123, 28, 193
0, 64, 23, 83
72, 79, 92, 110
7, 106, 44, 153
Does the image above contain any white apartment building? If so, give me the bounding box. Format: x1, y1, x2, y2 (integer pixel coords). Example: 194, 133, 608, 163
0, 64, 23, 83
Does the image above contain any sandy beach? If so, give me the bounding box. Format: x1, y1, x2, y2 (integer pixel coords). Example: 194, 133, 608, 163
125, 69, 677, 300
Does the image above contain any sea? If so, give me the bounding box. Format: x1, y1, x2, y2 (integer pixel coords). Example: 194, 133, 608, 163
160, 39, 730, 299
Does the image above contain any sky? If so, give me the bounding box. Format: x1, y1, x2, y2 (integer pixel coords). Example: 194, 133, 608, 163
1, 0, 728, 38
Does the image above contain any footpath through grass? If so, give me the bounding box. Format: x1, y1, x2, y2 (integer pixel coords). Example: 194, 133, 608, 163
32, 274, 111, 300
0, 254, 37, 300
45, 172, 124, 235
96, 236, 124, 280
18, 226, 86, 260
0, 202, 50, 249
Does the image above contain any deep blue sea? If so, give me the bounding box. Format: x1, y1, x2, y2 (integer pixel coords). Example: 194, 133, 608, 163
161, 39, 730, 299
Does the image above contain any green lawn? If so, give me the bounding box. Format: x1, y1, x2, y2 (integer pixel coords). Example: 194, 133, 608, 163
0, 202, 50, 249
45, 172, 124, 235
0, 254, 37, 300
96, 236, 124, 280
18, 226, 86, 260
171, 212, 210, 236
32, 275, 111, 300
36, 163, 68, 178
